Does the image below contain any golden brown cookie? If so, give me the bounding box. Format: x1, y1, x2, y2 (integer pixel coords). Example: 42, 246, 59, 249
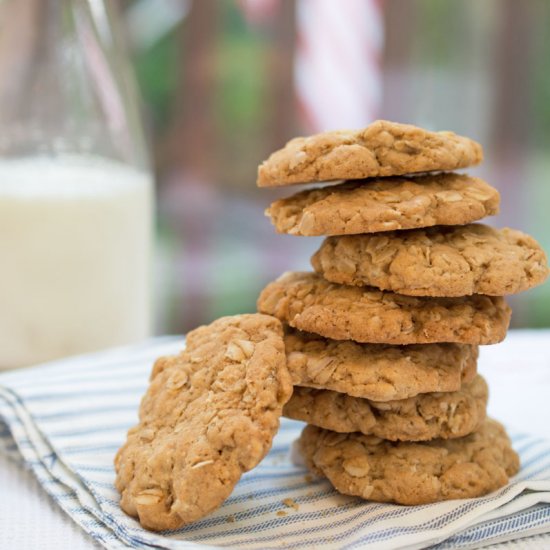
299, 418, 519, 505
257, 120, 483, 187
115, 314, 292, 531
258, 272, 511, 345
284, 328, 477, 401
266, 174, 499, 236
285, 375, 488, 441
312, 224, 549, 296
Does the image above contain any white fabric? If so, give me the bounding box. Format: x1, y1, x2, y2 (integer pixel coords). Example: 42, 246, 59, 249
479, 330, 550, 439
1, 330, 550, 549
0, 454, 102, 549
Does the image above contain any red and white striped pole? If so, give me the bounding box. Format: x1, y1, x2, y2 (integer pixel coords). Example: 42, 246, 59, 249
294, 0, 384, 132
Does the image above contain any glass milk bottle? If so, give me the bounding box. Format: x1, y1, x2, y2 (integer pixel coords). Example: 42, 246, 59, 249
0, 0, 153, 369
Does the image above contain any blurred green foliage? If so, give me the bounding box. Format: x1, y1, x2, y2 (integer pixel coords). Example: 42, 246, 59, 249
215, 2, 269, 187
134, 32, 179, 130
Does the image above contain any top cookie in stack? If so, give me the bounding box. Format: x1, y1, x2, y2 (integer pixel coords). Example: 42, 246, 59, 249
257, 120, 483, 187
256, 120, 549, 505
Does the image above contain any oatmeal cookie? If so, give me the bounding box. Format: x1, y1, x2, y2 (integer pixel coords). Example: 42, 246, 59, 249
312, 224, 549, 296
115, 314, 292, 531
285, 328, 477, 401
299, 418, 519, 504
258, 120, 483, 187
285, 375, 488, 441
258, 272, 511, 345
266, 175, 499, 236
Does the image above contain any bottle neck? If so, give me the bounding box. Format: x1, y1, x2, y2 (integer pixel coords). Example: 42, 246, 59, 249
0, 0, 149, 170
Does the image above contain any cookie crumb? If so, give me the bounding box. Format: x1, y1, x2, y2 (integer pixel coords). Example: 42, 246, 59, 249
226, 515, 236, 523
276, 510, 287, 517
282, 498, 299, 511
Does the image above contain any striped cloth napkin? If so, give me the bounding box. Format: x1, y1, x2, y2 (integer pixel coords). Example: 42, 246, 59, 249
2, 337, 550, 550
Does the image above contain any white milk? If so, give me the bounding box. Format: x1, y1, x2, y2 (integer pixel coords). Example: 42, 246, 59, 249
0, 156, 153, 369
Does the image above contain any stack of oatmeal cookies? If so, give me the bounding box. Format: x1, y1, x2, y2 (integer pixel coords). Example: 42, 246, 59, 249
257, 121, 549, 505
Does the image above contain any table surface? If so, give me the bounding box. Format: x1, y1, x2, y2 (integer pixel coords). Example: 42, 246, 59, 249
2, 330, 550, 550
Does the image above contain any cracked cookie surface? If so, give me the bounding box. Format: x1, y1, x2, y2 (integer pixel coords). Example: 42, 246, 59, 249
257, 120, 483, 187
258, 272, 511, 345
115, 314, 292, 531
266, 174, 499, 236
299, 418, 519, 505
285, 375, 488, 441
284, 328, 477, 401
312, 224, 549, 296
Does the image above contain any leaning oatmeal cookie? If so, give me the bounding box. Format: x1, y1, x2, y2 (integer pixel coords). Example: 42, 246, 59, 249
257, 120, 483, 187
115, 314, 292, 531
266, 174, 499, 236
258, 272, 511, 345
284, 328, 477, 401
299, 418, 519, 505
285, 375, 488, 441
312, 224, 549, 296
